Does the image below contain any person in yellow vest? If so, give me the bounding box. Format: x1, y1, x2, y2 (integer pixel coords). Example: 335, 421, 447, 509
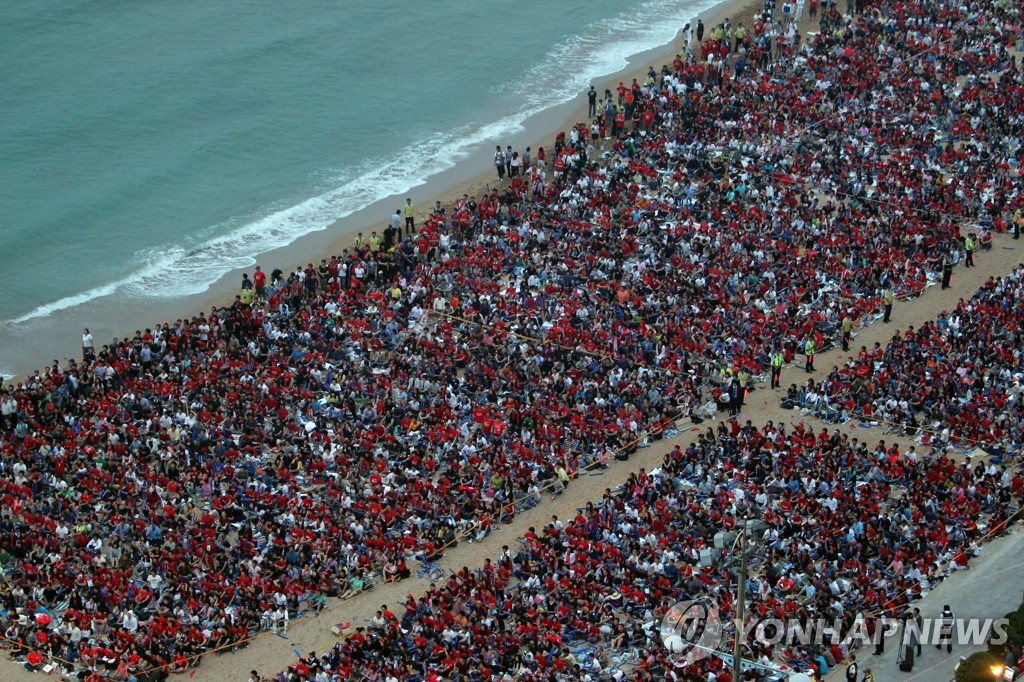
805, 337, 816, 373
737, 369, 750, 404
882, 288, 894, 324
404, 198, 416, 236
964, 233, 975, 267
1014, 208, 1021, 239
770, 350, 784, 390
842, 314, 853, 351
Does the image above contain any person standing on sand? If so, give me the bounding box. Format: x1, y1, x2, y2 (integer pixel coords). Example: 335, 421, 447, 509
696, 18, 705, 42
495, 145, 506, 183
770, 350, 784, 390
253, 265, 267, 303
795, 0, 805, 20
941, 252, 953, 289
81, 328, 94, 361
404, 198, 416, 235
587, 86, 597, 118
882, 287, 894, 323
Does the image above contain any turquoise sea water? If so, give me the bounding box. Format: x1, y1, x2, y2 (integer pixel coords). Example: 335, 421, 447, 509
0, 0, 718, 376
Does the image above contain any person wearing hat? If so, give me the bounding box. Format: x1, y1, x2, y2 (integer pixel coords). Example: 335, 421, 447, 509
938, 605, 955, 653
120, 608, 139, 634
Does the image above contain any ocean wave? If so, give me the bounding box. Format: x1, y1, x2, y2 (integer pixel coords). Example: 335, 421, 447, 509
4, 111, 548, 325
3, 0, 718, 327
510, 0, 721, 109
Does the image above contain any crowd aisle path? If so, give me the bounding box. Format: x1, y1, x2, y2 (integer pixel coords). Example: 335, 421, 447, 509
2, 151, 1020, 682
2, 244, 1018, 682
2, 236, 1018, 682
166, 239, 1020, 680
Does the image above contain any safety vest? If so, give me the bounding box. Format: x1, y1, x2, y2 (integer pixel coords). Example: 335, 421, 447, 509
882, 290, 894, 306
772, 354, 783, 368
805, 341, 815, 355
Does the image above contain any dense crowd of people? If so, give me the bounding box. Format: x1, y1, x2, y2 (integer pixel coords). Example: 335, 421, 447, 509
794, 266, 1024, 453
1, 0, 1023, 679
270, 421, 1020, 682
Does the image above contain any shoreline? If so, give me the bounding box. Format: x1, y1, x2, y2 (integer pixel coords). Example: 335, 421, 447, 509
0, 0, 745, 386
0, 0, 1022, 679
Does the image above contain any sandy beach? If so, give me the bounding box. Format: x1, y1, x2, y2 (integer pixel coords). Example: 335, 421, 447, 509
1, 223, 1015, 682
2, 0, 1022, 680
2, 0, 737, 386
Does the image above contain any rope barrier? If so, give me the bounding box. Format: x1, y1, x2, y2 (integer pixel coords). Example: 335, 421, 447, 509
430, 303, 1018, 451
5, 19, 1021, 682
862, 505, 1024, 621
196, 28, 1024, 682
261, 404, 697, 679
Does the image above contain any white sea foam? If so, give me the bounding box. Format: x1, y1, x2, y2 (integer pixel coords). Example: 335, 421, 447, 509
505, 0, 721, 109
3, 0, 717, 327
5, 121, 539, 323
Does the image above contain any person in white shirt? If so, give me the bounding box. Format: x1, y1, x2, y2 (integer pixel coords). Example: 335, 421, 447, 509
82, 328, 94, 360
120, 609, 139, 633
273, 606, 288, 634
147, 571, 163, 593
0, 394, 17, 428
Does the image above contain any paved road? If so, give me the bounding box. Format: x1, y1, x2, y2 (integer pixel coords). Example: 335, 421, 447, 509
834, 523, 1024, 682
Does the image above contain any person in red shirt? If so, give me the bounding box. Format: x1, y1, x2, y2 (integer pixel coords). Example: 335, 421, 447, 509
252, 266, 267, 303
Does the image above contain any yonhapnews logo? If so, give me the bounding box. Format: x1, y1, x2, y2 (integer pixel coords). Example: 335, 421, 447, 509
659, 599, 725, 667
659, 598, 1010, 670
